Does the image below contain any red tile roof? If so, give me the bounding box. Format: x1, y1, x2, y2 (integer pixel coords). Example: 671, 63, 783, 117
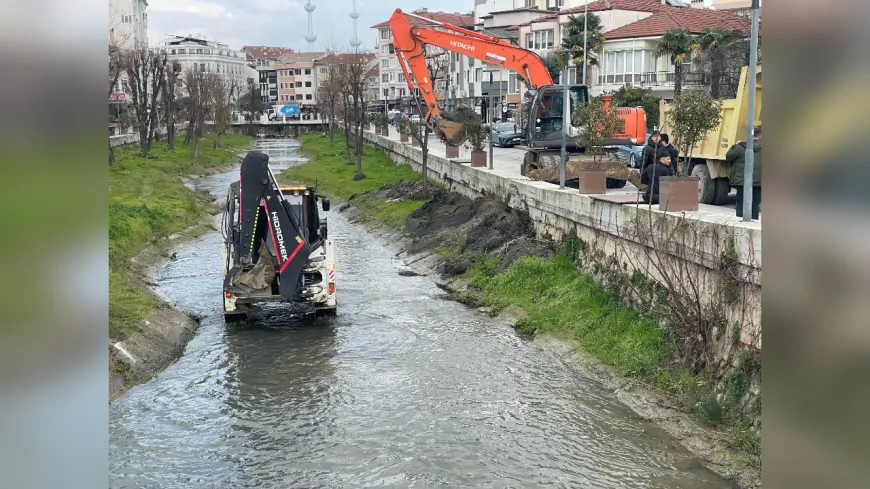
241, 46, 295, 60
371, 10, 473, 29
604, 7, 759, 39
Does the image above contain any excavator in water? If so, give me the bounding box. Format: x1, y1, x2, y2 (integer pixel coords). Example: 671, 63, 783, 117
387, 8, 648, 188
221, 151, 337, 321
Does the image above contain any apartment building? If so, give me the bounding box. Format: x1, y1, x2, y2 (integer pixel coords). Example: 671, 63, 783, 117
241, 46, 295, 105
108, 0, 149, 50
276, 52, 324, 109
598, 6, 753, 98
691, 0, 761, 17
312, 53, 379, 104
160, 35, 257, 97
370, 9, 474, 113
453, 6, 550, 117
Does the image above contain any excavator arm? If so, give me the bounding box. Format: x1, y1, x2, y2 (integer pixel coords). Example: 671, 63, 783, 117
389, 8, 554, 145
224, 151, 313, 302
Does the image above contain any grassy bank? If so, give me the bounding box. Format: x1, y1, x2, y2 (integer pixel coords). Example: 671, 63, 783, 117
279, 132, 426, 228
109, 133, 253, 340
462, 250, 760, 466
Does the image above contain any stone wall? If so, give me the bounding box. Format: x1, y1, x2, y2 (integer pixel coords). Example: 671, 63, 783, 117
362, 130, 762, 359
109, 124, 184, 148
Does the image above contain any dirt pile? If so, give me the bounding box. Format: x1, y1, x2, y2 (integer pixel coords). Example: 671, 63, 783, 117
389, 183, 552, 276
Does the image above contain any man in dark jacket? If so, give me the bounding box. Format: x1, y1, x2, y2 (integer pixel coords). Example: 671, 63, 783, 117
660, 133, 680, 170
641, 152, 676, 205
725, 126, 762, 219
640, 130, 663, 175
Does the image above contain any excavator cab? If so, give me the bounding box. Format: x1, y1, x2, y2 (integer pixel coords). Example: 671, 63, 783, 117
522, 84, 590, 149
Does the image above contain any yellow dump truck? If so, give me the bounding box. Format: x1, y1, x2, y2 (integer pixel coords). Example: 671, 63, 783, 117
659, 64, 762, 205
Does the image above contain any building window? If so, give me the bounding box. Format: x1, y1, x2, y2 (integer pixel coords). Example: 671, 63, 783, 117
121, 15, 132, 24
305, 81, 312, 87
306, 94, 313, 100
200, 63, 206, 72
319, 67, 327, 74
381, 59, 389, 68
526, 30, 554, 50
381, 44, 390, 54
599, 49, 656, 84
399, 88, 405, 97
295, 81, 302, 87
383, 88, 389, 97
398, 74, 405, 83
295, 69, 301, 75
388, 44, 395, 54
305, 68, 311, 75
382, 73, 389, 82
296, 94, 303, 100
389, 72, 395, 82
381, 29, 390, 39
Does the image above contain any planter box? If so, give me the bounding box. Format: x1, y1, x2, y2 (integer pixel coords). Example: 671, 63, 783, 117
471, 150, 487, 167
445, 144, 459, 159
381, 126, 389, 137
412, 135, 420, 147
400, 132, 409, 143
578, 169, 607, 195
659, 176, 700, 212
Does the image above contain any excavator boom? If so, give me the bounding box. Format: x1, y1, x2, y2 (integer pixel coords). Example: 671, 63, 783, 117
388, 8, 554, 146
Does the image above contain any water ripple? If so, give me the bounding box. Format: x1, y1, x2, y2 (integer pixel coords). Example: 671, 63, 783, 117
109, 139, 737, 489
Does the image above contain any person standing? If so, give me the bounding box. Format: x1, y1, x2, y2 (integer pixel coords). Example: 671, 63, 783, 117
725, 126, 762, 219
641, 152, 676, 205
641, 130, 663, 174
660, 133, 680, 172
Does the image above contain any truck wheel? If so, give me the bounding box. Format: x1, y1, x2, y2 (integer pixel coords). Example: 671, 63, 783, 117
691, 164, 716, 205
712, 178, 732, 205
521, 152, 535, 176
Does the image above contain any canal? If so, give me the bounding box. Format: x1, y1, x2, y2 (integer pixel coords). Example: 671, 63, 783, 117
109, 138, 737, 488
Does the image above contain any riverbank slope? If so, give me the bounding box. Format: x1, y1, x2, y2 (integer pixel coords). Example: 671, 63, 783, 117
279, 131, 760, 488
109, 134, 253, 402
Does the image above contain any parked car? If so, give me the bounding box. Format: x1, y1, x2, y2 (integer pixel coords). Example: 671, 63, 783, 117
615, 133, 650, 168
490, 121, 523, 147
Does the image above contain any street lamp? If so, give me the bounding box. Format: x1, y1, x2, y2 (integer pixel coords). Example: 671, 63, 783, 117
484, 69, 501, 170
742, 0, 760, 222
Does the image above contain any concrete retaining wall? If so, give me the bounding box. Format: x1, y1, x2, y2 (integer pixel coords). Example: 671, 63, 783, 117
110, 124, 184, 148
362, 130, 761, 355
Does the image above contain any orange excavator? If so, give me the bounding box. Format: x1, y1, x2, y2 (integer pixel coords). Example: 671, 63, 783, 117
387, 8, 647, 186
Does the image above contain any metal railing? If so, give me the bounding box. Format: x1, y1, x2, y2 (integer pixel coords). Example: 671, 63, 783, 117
640, 71, 710, 87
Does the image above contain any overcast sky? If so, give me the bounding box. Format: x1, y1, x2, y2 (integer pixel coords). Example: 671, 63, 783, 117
146, 0, 474, 52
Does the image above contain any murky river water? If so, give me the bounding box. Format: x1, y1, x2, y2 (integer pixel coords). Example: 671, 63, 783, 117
109, 138, 737, 488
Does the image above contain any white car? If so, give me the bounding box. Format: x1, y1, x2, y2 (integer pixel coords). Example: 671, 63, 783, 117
410, 114, 421, 124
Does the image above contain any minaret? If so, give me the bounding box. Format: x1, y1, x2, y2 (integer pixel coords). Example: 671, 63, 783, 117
304, 0, 317, 52
349, 0, 361, 48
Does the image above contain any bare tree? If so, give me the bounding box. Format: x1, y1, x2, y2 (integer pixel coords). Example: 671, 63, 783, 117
181, 67, 214, 158
161, 60, 182, 150
210, 75, 239, 149
316, 57, 341, 146
108, 13, 132, 165
122, 47, 168, 155
407, 48, 448, 197
343, 49, 374, 179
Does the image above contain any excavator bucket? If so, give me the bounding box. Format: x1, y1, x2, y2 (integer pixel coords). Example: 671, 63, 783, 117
436, 119, 468, 147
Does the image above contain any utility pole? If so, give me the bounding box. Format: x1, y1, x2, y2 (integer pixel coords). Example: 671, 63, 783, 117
560, 63, 568, 189
742, 0, 760, 221
582, 0, 589, 85
488, 70, 494, 169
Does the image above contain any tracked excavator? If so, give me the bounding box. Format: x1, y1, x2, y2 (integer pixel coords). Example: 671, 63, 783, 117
387, 8, 647, 188
221, 151, 337, 321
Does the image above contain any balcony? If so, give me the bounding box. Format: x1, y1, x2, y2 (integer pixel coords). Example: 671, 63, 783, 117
639, 71, 709, 87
